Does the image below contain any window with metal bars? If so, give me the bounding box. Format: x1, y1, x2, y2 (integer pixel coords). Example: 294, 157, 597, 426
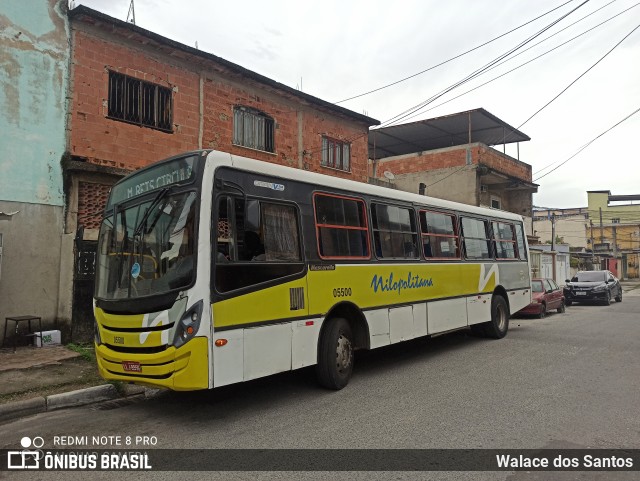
107, 71, 173, 132
321, 137, 350, 172
233, 106, 275, 153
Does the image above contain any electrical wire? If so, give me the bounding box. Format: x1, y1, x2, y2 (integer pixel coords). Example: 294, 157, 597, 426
533, 105, 640, 182
378, 0, 591, 128
516, 22, 640, 133
333, 0, 578, 105
399, 1, 639, 124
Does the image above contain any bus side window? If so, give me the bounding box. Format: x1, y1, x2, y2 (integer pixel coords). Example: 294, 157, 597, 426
214, 197, 304, 293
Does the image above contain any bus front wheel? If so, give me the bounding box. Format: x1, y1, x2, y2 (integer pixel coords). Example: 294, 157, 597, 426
478, 295, 509, 339
316, 317, 354, 390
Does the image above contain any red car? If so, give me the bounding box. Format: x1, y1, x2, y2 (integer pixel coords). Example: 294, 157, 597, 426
518, 278, 566, 318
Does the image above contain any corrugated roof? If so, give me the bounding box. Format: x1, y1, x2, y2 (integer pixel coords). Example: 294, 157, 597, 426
369, 108, 530, 159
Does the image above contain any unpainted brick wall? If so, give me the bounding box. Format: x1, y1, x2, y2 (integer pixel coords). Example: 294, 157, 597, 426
375, 144, 532, 182
70, 26, 370, 182
78, 181, 111, 230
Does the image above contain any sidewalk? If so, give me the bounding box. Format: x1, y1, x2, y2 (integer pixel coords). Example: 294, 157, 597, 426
0, 344, 148, 423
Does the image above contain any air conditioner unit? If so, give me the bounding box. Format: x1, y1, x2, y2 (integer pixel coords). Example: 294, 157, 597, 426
480, 184, 488, 193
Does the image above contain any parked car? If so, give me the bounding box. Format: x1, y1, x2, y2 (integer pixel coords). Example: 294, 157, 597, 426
563, 270, 622, 306
518, 278, 566, 318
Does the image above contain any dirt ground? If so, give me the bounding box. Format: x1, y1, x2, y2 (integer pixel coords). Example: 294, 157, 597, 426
0, 346, 107, 405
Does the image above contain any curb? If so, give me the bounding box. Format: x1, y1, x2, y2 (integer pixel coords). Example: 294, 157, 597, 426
0, 384, 153, 423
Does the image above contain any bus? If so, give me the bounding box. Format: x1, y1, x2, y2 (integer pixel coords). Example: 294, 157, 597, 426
94, 150, 532, 391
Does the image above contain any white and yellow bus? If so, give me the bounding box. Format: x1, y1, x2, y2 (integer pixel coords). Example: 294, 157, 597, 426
94, 150, 532, 391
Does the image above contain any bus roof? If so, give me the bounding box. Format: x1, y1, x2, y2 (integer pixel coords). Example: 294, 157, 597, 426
205, 150, 525, 223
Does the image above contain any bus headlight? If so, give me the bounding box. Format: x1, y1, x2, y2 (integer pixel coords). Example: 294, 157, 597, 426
173, 300, 203, 348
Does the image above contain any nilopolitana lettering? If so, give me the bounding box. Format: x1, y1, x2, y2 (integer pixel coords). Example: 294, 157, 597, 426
370, 272, 433, 295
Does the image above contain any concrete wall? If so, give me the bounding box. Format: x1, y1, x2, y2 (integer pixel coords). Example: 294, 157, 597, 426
392, 166, 478, 206
0, 0, 68, 206
0, 0, 69, 342
373, 143, 533, 215
532, 216, 589, 249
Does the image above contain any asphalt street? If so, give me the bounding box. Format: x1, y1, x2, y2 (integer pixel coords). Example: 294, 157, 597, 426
1, 290, 639, 480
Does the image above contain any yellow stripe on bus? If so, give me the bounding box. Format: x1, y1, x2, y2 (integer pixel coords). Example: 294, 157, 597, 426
212, 263, 499, 329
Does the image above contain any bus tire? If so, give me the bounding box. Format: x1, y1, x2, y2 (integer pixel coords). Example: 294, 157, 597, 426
482, 295, 510, 339
316, 317, 354, 390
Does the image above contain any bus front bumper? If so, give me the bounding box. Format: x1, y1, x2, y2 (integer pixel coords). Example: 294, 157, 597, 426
95, 337, 209, 391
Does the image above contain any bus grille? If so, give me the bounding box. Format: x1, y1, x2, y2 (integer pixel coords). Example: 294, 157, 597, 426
290, 287, 305, 310
104, 343, 169, 354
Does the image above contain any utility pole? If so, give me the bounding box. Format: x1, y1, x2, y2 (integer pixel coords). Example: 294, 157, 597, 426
551, 214, 557, 282
590, 220, 595, 268
599, 207, 604, 244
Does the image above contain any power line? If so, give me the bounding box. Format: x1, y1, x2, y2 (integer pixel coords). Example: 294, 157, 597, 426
397, 2, 638, 125
533, 105, 640, 182
516, 22, 640, 134
378, 0, 591, 128
333, 0, 577, 105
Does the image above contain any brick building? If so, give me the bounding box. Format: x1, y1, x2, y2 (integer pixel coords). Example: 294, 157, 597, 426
369, 109, 537, 217
60, 5, 378, 339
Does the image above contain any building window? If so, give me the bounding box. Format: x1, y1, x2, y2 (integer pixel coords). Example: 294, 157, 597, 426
321, 137, 350, 172
492, 222, 517, 259
107, 71, 172, 132
461, 217, 491, 259
314, 193, 369, 259
371, 204, 419, 259
490, 196, 501, 209
420, 210, 460, 259
233, 106, 275, 153
612, 218, 620, 224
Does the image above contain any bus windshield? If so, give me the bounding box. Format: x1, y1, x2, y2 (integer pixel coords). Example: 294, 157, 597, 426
95, 190, 197, 300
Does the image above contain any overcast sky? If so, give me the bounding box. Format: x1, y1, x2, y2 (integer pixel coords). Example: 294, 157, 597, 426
74, 0, 640, 209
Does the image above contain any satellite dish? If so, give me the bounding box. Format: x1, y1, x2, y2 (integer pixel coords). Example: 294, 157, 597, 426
383, 171, 395, 180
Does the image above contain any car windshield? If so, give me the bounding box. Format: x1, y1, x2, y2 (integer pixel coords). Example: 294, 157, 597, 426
574, 271, 607, 282
95, 190, 197, 300
532, 280, 544, 293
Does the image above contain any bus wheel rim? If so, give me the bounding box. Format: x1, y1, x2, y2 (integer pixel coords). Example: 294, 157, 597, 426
497, 304, 506, 330
336, 335, 352, 372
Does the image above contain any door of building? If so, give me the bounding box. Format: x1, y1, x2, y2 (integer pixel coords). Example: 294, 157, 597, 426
72, 240, 97, 342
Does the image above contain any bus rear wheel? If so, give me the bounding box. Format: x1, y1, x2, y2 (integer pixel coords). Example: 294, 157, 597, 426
477, 295, 509, 339
316, 317, 354, 390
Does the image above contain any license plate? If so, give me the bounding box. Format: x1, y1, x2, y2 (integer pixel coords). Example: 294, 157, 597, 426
122, 361, 142, 373
576, 292, 586, 296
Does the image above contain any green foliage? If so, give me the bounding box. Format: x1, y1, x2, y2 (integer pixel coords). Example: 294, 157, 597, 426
66, 343, 96, 363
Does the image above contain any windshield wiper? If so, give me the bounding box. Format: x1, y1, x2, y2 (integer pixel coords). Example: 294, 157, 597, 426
133, 187, 170, 238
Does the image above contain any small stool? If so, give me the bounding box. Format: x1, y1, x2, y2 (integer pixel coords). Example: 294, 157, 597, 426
3, 316, 43, 353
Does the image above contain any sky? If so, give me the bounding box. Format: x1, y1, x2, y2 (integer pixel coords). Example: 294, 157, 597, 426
73, 0, 640, 209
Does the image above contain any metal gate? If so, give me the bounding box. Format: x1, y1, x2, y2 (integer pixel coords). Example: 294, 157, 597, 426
72, 240, 97, 342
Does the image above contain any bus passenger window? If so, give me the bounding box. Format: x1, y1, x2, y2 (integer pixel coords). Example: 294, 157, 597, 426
492, 222, 517, 259
461, 217, 491, 259
314, 193, 369, 259
371, 203, 418, 259
420, 210, 460, 259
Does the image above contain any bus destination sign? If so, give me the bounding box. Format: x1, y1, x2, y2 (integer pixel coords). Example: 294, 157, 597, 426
108, 155, 198, 208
